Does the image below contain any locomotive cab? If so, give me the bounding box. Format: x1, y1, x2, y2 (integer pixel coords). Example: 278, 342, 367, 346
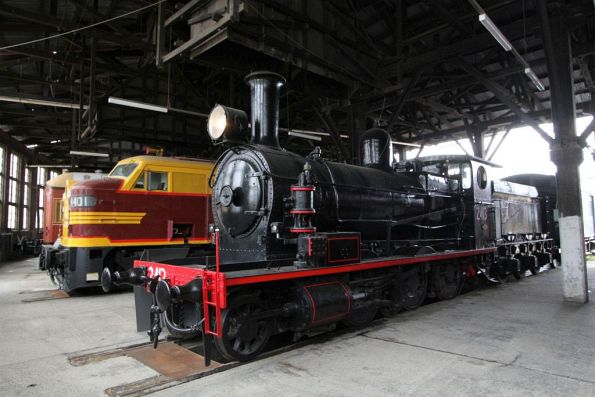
404, 155, 500, 249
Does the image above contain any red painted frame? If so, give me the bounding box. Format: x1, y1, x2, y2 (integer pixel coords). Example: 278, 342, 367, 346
133, 245, 495, 338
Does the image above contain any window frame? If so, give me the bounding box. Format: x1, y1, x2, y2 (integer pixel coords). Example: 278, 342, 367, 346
0, 146, 5, 229
7, 153, 20, 230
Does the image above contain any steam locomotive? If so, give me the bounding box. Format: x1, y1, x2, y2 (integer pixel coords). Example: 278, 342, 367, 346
40, 155, 214, 293
103, 71, 559, 362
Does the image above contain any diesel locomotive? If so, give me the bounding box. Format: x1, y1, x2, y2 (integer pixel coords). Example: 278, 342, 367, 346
103, 71, 559, 362
42, 155, 214, 293
39, 171, 106, 247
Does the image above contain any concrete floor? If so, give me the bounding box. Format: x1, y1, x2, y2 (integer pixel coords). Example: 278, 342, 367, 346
1, 258, 594, 396
0, 258, 154, 397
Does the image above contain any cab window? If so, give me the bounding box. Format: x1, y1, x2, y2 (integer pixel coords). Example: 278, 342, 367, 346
476, 166, 488, 189
461, 163, 471, 189
109, 163, 137, 177
134, 172, 145, 189
446, 162, 472, 190
148, 172, 168, 191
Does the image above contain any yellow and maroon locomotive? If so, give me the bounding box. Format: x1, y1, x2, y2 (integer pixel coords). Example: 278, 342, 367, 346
43, 155, 213, 293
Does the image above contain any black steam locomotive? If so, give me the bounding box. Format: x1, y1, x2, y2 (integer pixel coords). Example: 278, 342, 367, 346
103, 71, 559, 363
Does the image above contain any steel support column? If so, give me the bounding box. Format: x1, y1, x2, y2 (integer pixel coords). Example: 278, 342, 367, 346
540, 0, 588, 302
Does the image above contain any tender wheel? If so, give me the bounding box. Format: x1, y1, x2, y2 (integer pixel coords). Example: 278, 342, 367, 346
214, 294, 270, 362
529, 258, 540, 276
402, 265, 428, 310
511, 259, 523, 280
432, 262, 463, 300
488, 263, 506, 283
551, 258, 559, 268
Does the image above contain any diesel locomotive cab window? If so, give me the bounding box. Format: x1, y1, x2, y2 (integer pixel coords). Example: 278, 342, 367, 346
477, 166, 488, 189
147, 172, 168, 191
134, 173, 145, 189
109, 163, 138, 177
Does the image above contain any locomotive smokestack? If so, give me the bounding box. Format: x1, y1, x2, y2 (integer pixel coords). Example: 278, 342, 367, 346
244, 71, 286, 147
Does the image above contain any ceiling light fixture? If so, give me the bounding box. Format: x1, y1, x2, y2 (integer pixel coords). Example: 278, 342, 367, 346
478, 13, 512, 52
108, 97, 208, 118
288, 131, 322, 141
469, 0, 546, 93
524, 68, 545, 91
391, 140, 422, 148
0, 95, 87, 109
27, 164, 73, 168
280, 128, 349, 139
108, 97, 168, 113
70, 150, 110, 158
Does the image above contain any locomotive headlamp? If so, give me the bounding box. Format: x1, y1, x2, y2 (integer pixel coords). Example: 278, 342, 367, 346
207, 104, 248, 142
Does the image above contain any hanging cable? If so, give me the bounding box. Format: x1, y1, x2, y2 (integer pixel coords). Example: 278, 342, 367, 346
0, 0, 167, 52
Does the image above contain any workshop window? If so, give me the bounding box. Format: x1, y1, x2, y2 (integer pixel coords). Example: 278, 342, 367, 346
35, 168, 46, 229
0, 146, 4, 228
7, 153, 20, 230
21, 168, 31, 230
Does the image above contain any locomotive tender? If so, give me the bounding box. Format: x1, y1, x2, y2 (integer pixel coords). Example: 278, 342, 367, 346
103, 71, 558, 362
42, 156, 214, 293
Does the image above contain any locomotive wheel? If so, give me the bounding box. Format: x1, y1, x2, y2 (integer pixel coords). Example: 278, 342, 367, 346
512, 269, 522, 280
48, 266, 64, 289
529, 259, 540, 276
551, 258, 558, 268
343, 304, 378, 328
214, 295, 271, 362
432, 262, 463, 300
402, 265, 428, 310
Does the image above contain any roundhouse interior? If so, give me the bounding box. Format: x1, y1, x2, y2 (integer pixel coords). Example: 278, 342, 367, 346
0, 0, 594, 395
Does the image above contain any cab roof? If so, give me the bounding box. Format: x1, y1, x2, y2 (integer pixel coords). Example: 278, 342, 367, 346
46, 171, 106, 188
412, 155, 502, 168
115, 155, 214, 170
